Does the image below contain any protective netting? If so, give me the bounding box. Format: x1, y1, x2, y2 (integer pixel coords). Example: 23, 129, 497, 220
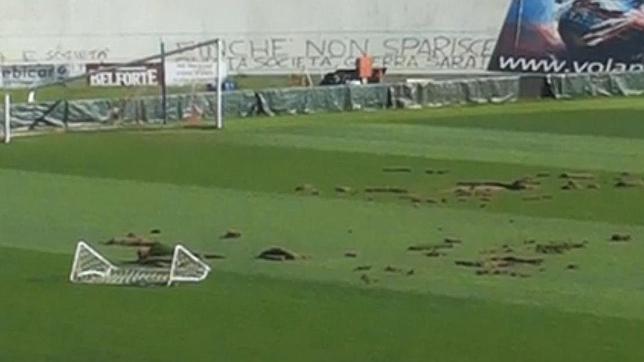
4, 77, 521, 133
106, 268, 171, 286
548, 72, 644, 99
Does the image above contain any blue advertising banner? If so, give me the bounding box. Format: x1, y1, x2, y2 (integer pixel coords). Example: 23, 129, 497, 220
489, 0, 644, 73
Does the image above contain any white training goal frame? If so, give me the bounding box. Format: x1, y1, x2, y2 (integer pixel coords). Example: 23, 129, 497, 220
70, 241, 211, 287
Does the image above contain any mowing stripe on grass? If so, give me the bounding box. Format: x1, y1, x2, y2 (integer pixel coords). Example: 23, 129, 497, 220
1, 246, 643, 362
2, 168, 644, 319
234, 123, 644, 172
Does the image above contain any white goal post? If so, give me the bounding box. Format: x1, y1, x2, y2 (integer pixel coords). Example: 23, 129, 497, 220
70, 241, 211, 286
2, 94, 10, 144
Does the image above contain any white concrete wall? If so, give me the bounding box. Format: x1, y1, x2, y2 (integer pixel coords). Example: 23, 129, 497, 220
0, 0, 511, 73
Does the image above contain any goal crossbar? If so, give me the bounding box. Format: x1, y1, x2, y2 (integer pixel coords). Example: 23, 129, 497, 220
70, 241, 211, 287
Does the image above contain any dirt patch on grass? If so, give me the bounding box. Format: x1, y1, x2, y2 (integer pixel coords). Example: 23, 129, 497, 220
408, 243, 449, 252
610, 233, 631, 242
457, 178, 540, 191
383, 167, 412, 173
295, 184, 314, 192
615, 177, 644, 188
560, 172, 596, 180
444, 238, 463, 245
400, 194, 425, 203
535, 241, 588, 255
335, 186, 353, 194
103, 233, 158, 247
409, 238, 462, 257
561, 180, 583, 190
384, 266, 404, 273
455, 260, 483, 268
257, 247, 301, 261
360, 274, 377, 284
408, 240, 458, 252
559, 172, 605, 190
295, 184, 320, 195
344, 251, 358, 258
491, 256, 544, 266
425, 251, 447, 257
365, 186, 409, 194
456, 254, 543, 278
221, 229, 242, 240
354, 265, 372, 272
448, 178, 540, 200
383, 266, 415, 276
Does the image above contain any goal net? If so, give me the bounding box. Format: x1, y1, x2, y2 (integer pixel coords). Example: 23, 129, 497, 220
4, 38, 225, 139
70, 241, 211, 287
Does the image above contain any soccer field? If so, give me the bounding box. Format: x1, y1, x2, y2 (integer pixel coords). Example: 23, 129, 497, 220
2, 98, 644, 361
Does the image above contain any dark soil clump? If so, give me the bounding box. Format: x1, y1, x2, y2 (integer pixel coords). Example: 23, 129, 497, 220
560, 172, 595, 180
456, 178, 539, 191
365, 186, 409, 194
400, 194, 424, 203
615, 178, 644, 188
354, 265, 372, 272
535, 241, 587, 255
295, 184, 314, 192
384, 266, 404, 273
221, 229, 242, 239
383, 167, 412, 173
257, 247, 300, 261
610, 234, 631, 242
335, 186, 353, 194
444, 238, 462, 245
408, 243, 453, 252
455, 260, 483, 268
425, 251, 446, 258
561, 180, 582, 190
295, 184, 320, 195
491, 256, 543, 266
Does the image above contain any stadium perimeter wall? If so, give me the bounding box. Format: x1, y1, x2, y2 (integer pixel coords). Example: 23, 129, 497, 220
0, 0, 508, 74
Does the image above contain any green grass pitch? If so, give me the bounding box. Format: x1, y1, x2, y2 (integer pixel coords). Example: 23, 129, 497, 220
2, 98, 644, 361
